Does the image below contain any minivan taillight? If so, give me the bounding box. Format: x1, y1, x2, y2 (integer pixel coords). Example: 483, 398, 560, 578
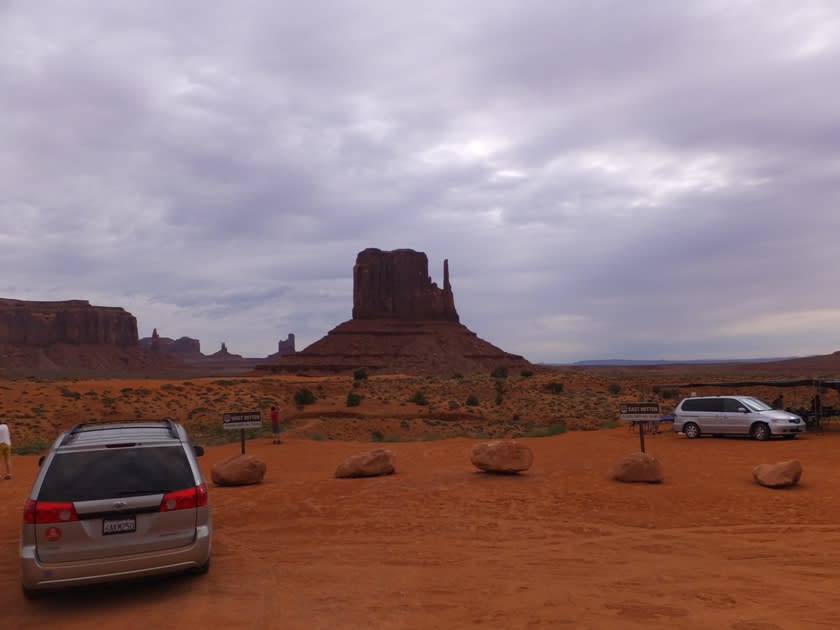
23, 499, 80, 524
196, 483, 209, 507
160, 484, 208, 512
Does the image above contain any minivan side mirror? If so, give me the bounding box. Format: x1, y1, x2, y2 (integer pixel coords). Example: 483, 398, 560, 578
738, 407, 749, 413
193, 445, 205, 457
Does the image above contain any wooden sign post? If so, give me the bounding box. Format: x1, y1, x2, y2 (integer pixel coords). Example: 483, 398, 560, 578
619, 402, 661, 453
222, 411, 262, 454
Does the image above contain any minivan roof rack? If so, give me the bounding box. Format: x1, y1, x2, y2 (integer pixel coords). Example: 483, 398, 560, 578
59, 419, 181, 445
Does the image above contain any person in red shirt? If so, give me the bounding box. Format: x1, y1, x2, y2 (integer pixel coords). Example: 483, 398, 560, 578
270, 406, 282, 444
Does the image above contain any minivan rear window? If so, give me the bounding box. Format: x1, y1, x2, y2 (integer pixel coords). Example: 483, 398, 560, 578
37, 446, 194, 502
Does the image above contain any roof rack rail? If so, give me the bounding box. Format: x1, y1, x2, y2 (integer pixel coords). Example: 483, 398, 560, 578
60, 423, 89, 446
163, 417, 179, 439
58, 419, 181, 445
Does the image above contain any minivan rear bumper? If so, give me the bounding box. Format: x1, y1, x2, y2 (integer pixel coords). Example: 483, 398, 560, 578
20, 524, 211, 592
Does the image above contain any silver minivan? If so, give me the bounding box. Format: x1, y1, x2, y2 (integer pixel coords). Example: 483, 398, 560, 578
672, 395, 805, 440
20, 419, 212, 597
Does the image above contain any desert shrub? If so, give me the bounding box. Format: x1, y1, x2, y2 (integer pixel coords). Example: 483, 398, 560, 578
491, 366, 509, 378
371, 430, 384, 442
294, 388, 316, 406
448, 400, 460, 410
353, 368, 368, 381
309, 433, 327, 441
608, 383, 622, 395
520, 370, 534, 377
465, 394, 480, 406
59, 386, 81, 400
346, 391, 363, 407
161, 383, 183, 392
599, 419, 618, 429
14, 442, 51, 456
409, 391, 429, 405
660, 388, 680, 399
525, 421, 567, 437
451, 373, 464, 380
542, 381, 564, 394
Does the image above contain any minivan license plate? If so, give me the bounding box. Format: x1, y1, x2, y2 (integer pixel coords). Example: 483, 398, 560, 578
103, 516, 136, 535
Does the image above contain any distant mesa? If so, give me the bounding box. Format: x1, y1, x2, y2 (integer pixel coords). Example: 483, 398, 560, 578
0, 298, 137, 347
0, 298, 184, 375
139, 329, 201, 355
139, 330, 296, 361
211, 342, 241, 359
265, 247, 534, 375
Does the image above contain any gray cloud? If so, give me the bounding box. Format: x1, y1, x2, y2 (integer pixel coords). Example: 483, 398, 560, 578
2, 1, 839, 362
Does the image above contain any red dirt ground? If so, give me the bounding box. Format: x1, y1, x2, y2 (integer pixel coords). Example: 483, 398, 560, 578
3, 426, 840, 629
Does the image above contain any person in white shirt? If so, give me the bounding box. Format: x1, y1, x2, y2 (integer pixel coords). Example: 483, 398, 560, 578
0, 422, 11, 479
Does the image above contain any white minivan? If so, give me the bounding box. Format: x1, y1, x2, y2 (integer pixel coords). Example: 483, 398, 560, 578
672, 395, 805, 440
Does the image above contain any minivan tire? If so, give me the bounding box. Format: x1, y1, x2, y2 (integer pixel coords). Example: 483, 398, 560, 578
188, 557, 211, 575
752, 422, 771, 441
683, 422, 701, 439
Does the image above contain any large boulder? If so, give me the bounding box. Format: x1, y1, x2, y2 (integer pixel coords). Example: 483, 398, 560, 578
335, 448, 396, 478
471, 440, 533, 474
211, 454, 266, 486
613, 452, 664, 483
753, 460, 802, 488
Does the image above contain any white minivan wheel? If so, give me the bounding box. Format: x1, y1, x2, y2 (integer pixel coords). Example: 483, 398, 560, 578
683, 422, 701, 439
752, 422, 771, 441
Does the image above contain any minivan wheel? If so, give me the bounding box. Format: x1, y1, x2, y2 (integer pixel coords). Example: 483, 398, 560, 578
683, 422, 701, 439
752, 422, 771, 441
22, 586, 44, 600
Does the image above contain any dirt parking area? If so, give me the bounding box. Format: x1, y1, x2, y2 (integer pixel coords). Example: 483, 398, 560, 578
3, 427, 840, 629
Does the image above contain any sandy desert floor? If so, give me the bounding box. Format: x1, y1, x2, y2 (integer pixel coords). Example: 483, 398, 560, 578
3, 426, 840, 629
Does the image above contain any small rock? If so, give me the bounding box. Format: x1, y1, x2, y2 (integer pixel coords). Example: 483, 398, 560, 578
471, 440, 533, 474
335, 449, 396, 478
613, 452, 663, 483
753, 460, 802, 488
211, 453, 266, 486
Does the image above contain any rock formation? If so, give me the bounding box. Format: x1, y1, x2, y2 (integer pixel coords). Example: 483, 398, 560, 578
265, 248, 534, 375
0, 298, 138, 347
276, 334, 295, 356
139, 329, 202, 355
353, 248, 458, 321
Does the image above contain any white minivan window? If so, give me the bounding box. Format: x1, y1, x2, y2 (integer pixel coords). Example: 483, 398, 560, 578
741, 397, 772, 412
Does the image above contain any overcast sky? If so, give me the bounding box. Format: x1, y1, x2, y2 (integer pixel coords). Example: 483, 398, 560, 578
3, 1, 839, 363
